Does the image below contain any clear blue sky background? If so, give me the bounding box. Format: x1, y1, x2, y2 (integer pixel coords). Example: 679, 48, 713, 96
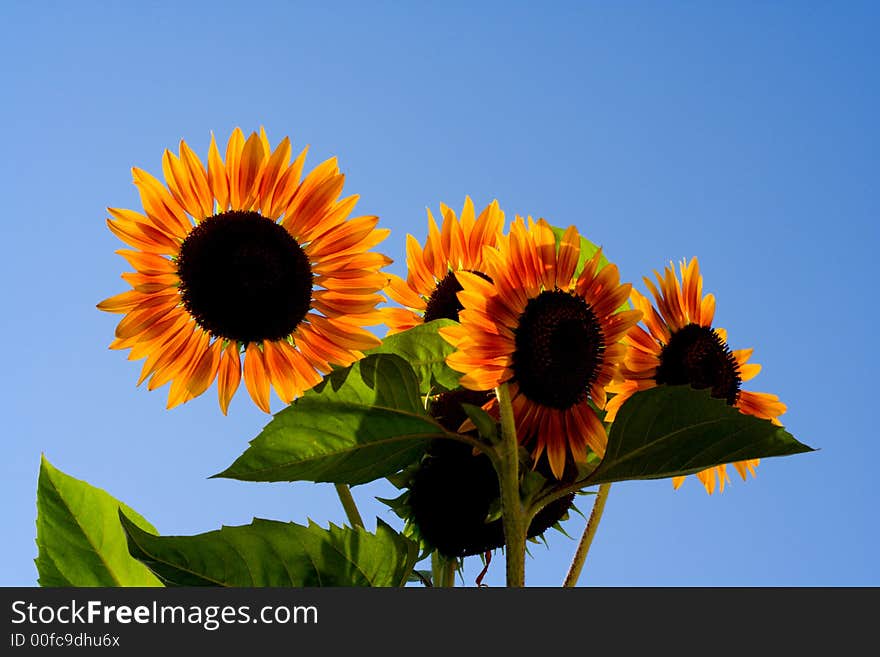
2, 1, 877, 587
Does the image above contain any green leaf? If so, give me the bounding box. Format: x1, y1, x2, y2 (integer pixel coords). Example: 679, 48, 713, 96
35, 455, 162, 587
369, 319, 460, 393
216, 354, 448, 485
120, 513, 418, 587
588, 386, 814, 485
461, 403, 498, 443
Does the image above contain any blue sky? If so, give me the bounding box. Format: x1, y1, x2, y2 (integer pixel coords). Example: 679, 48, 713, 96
1, 1, 877, 587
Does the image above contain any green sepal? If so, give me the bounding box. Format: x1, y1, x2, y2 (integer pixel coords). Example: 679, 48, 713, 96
407, 570, 433, 587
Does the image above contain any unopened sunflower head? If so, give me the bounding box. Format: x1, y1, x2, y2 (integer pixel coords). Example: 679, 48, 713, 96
440, 217, 642, 479
98, 128, 391, 414
383, 196, 505, 334
604, 257, 787, 494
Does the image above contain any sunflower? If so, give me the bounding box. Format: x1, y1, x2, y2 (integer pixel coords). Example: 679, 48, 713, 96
383, 197, 504, 333
604, 257, 787, 494
98, 128, 391, 414
403, 389, 575, 559
407, 437, 576, 559
440, 218, 642, 479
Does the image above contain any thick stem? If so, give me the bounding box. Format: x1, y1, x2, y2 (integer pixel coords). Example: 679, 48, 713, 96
431, 552, 456, 587
431, 551, 442, 587
334, 484, 364, 529
563, 483, 611, 587
496, 383, 526, 588
443, 560, 457, 587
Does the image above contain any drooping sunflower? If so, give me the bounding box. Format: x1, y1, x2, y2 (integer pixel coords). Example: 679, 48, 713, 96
440, 218, 643, 479
98, 128, 390, 414
402, 389, 575, 559
383, 197, 504, 333
604, 257, 787, 494
407, 437, 576, 559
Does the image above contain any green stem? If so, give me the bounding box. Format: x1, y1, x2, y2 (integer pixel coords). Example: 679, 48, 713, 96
563, 483, 611, 587
443, 559, 457, 587
334, 484, 364, 529
431, 552, 456, 587
496, 383, 526, 588
431, 551, 442, 587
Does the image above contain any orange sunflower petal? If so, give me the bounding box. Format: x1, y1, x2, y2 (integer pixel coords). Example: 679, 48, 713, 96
217, 342, 242, 415
262, 340, 298, 405
236, 131, 267, 210
243, 343, 271, 413
131, 167, 191, 238
186, 338, 224, 398
207, 132, 230, 211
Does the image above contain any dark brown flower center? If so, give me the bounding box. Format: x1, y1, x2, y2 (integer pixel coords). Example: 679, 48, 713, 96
423, 270, 492, 323
176, 210, 312, 344
655, 323, 742, 405
512, 289, 604, 410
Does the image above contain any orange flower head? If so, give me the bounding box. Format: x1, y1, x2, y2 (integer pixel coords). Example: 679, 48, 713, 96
98, 128, 391, 414
440, 218, 642, 479
604, 257, 787, 494
384, 196, 505, 334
